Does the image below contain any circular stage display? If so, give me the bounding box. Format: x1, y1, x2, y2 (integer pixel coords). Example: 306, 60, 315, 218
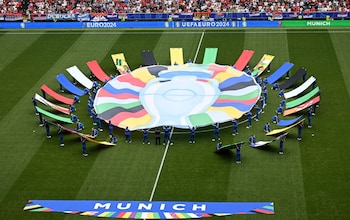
94, 63, 261, 130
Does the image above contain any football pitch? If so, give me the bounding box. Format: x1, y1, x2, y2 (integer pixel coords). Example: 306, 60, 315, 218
0, 28, 350, 220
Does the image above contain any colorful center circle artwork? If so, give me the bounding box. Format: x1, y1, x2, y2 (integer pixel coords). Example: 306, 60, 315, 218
93, 63, 261, 130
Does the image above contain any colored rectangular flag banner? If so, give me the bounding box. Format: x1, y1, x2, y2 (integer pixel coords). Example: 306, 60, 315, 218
24, 200, 274, 218
111, 53, 131, 74
251, 54, 274, 77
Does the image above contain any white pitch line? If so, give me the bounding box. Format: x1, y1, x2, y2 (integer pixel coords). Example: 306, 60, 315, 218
149, 126, 175, 202
193, 31, 205, 63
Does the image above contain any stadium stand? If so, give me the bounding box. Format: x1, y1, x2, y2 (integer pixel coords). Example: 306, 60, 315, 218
5, 0, 348, 18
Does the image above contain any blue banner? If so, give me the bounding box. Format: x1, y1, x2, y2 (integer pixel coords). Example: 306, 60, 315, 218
176, 21, 234, 28
24, 200, 274, 218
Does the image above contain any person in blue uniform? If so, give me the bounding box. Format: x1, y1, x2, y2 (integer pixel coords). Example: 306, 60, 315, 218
278, 89, 284, 98
91, 109, 103, 131
81, 136, 88, 156
255, 105, 260, 121
272, 83, 279, 90
163, 126, 173, 145
59, 83, 65, 93
44, 119, 51, 138
109, 134, 117, 144
236, 143, 242, 164
279, 99, 286, 108
125, 126, 132, 143
262, 89, 268, 105
90, 127, 99, 139
83, 88, 90, 95
264, 122, 271, 133
69, 105, 76, 113
307, 107, 312, 128
279, 133, 287, 155
155, 128, 161, 145
189, 126, 196, 144
57, 124, 64, 147
248, 134, 256, 145
232, 119, 238, 135
71, 113, 79, 123
276, 106, 283, 114
88, 99, 93, 118
260, 96, 266, 113
246, 112, 252, 128
108, 120, 114, 135
32, 96, 39, 115
272, 114, 279, 124
73, 95, 80, 103
212, 123, 220, 141
76, 120, 84, 131
216, 141, 223, 150
297, 121, 304, 141
142, 129, 150, 144
38, 113, 44, 126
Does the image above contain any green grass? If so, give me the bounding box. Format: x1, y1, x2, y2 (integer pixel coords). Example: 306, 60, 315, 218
0, 29, 350, 220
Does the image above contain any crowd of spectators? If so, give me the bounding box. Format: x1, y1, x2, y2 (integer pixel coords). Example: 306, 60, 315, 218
1, 0, 349, 16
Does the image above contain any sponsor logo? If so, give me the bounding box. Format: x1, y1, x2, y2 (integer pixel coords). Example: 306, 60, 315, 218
85, 22, 117, 28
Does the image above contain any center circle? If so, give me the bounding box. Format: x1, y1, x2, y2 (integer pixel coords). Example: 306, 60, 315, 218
163, 89, 196, 102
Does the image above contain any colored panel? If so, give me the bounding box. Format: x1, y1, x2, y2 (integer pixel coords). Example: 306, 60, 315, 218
277, 115, 303, 127
233, 50, 254, 71
202, 48, 218, 64
142, 50, 157, 66
250, 54, 275, 77
35, 93, 70, 115
56, 73, 85, 96
36, 106, 73, 124
279, 67, 306, 90
66, 65, 94, 89
285, 87, 319, 109
86, 60, 111, 82
60, 125, 116, 146
170, 48, 184, 65
40, 84, 74, 105
266, 62, 294, 84
283, 96, 320, 116
284, 76, 316, 99
266, 119, 305, 136
111, 53, 131, 74
215, 142, 245, 153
